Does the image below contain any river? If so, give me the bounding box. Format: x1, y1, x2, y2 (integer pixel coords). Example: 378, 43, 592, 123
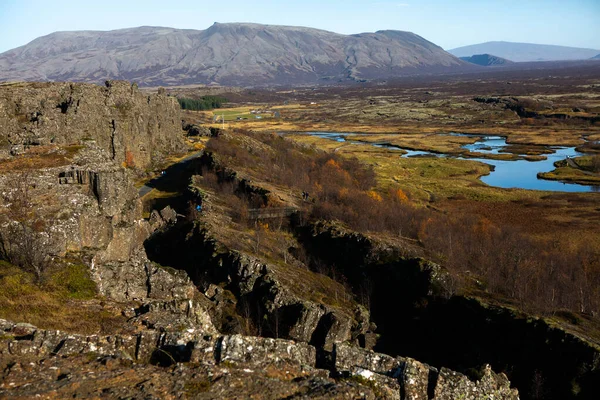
304, 132, 599, 193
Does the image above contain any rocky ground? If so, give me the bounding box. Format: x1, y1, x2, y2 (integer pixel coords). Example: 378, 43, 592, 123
0, 318, 517, 399
0, 80, 597, 399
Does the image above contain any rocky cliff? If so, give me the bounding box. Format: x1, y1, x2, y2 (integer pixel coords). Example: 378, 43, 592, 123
0, 80, 185, 170
298, 221, 600, 400
0, 81, 189, 303
0, 24, 467, 86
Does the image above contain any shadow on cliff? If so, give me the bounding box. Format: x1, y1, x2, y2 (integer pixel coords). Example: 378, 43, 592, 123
295, 222, 600, 400
141, 154, 205, 214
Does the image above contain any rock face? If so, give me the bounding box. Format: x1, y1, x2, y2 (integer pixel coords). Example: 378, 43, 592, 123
295, 220, 600, 399
333, 343, 519, 400
146, 220, 372, 350
0, 24, 467, 86
0, 82, 187, 302
0, 318, 519, 399
0, 81, 185, 170
0, 143, 193, 302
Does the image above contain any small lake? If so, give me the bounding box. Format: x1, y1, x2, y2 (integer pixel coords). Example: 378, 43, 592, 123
304, 132, 599, 193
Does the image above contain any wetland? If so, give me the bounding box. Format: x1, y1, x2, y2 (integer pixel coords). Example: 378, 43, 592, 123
303, 131, 600, 192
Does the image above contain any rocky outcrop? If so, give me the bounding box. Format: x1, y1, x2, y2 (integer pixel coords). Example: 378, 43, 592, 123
0, 318, 519, 399
146, 221, 371, 350
334, 343, 519, 400
217, 334, 316, 366
0, 143, 169, 299
93, 249, 196, 302
298, 221, 600, 400
0, 81, 185, 170
0, 80, 189, 304
0, 147, 187, 307
213, 249, 371, 348
183, 122, 212, 137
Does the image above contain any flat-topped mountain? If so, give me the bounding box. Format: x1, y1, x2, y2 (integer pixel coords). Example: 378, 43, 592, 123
0, 23, 467, 86
459, 53, 513, 66
449, 41, 600, 62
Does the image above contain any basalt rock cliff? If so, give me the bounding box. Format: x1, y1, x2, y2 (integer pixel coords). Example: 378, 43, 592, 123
0, 80, 185, 170
0, 81, 189, 302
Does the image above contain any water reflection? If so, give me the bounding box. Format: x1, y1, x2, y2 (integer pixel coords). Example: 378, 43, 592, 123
305, 132, 599, 193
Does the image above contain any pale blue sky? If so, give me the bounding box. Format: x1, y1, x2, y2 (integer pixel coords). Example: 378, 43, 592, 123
0, 0, 599, 53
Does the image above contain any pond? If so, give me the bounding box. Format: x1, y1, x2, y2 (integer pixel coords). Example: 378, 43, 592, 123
304, 132, 599, 193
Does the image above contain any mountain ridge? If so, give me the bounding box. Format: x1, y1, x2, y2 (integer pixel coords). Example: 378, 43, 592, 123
459, 53, 513, 66
449, 41, 600, 62
0, 23, 467, 86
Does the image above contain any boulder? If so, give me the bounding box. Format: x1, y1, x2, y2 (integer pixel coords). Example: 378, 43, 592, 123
334, 343, 402, 376
183, 123, 211, 137
433, 365, 519, 400
217, 334, 316, 367
92, 249, 195, 302
132, 299, 217, 335
283, 302, 326, 343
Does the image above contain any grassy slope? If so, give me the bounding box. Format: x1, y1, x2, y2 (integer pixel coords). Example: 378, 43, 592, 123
0, 261, 126, 334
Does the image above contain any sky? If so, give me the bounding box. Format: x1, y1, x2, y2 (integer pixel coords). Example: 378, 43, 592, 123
0, 0, 599, 53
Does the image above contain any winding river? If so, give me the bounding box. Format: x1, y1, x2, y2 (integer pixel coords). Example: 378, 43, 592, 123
304, 132, 599, 193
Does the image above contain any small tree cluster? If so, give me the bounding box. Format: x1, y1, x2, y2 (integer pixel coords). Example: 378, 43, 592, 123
177, 96, 228, 111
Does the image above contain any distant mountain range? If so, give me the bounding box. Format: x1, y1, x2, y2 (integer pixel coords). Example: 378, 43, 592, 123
449, 41, 600, 62
592, 54, 600, 60
0, 23, 467, 86
459, 54, 513, 66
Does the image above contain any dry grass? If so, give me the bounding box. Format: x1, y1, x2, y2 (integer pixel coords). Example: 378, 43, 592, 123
538, 156, 600, 185
287, 132, 600, 249
0, 145, 82, 173
0, 261, 127, 334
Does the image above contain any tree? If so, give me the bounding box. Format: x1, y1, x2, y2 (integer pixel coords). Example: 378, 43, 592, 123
0, 173, 49, 283
177, 96, 228, 111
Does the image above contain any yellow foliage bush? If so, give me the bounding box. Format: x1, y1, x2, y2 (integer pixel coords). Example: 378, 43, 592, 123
367, 191, 383, 202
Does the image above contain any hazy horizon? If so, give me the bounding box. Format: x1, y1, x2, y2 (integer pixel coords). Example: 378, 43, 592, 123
1, 0, 599, 54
